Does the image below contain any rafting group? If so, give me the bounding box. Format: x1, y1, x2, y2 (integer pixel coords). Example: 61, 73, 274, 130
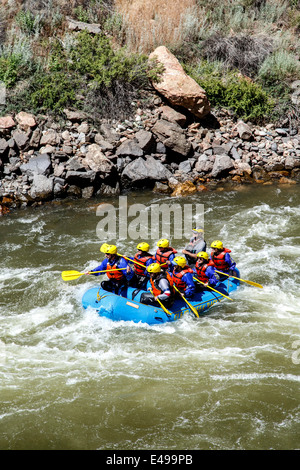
83, 228, 237, 311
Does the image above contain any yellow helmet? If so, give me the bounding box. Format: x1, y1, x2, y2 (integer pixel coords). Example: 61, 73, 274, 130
173, 256, 187, 268
102, 244, 117, 254
211, 240, 223, 250
157, 238, 169, 248
147, 263, 161, 273
192, 227, 204, 233
136, 242, 150, 252
197, 251, 209, 260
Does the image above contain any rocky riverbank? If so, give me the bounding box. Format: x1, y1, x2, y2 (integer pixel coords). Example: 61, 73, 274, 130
0, 97, 299, 214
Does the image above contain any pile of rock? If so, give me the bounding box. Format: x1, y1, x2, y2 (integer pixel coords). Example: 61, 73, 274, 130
0, 102, 299, 212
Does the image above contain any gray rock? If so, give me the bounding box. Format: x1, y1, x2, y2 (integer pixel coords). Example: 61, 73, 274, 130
285, 155, 300, 170
116, 139, 144, 158
211, 154, 234, 178
99, 123, 120, 144
30, 174, 54, 200
20, 153, 52, 176
66, 156, 85, 171
195, 154, 214, 173
121, 156, 172, 185
156, 142, 167, 154
67, 16, 101, 34
65, 170, 96, 186
178, 160, 192, 173
230, 146, 241, 160
95, 182, 121, 197
134, 129, 155, 152
236, 121, 253, 140
40, 129, 60, 146
0, 138, 8, 155
12, 131, 30, 150
151, 119, 191, 156
29, 128, 41, 148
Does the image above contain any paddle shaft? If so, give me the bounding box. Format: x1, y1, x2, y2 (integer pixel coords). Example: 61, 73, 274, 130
149, 289, 171, 316
215, 270, 263, 288
193, 276, 232, 301
173, 285, 199, 318
62, 268, 126, 281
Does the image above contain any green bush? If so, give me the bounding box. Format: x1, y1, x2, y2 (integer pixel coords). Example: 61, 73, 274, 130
30, 72, 77, 113
25, 31, 162, 116
186, 61, 274, 121
15, 10, 43, 36
68, 31, 151, 88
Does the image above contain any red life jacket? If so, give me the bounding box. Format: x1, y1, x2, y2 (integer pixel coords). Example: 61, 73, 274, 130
150, 272, 174, 297
106, 257, 125, 281
172, 267, 194, 291
155, 247, 177, 268
133, 253, 153, 276
211, 248, 231, 271
195, 260, 215, 282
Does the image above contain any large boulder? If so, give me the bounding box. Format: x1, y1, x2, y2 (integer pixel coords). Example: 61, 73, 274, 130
151, 119, 191, 157
30, 174, 53, 200
116, 139, 144, 158
83, 144, 115, 177
20, 153, 52, 176
149, 46, 210, 119
211, 155, 234, 178
121, 156, 172, 186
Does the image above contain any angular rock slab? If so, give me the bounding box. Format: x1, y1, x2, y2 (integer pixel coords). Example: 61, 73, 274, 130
149, 46, 210, 119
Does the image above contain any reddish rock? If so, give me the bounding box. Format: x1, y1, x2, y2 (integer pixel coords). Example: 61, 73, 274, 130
149, 46, 210, 119
15, 112, 37, 130
0, 116, 16, 129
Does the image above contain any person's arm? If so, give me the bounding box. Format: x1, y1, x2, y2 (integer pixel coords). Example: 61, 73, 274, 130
206, 266, 218, 286
156, 278, 172, 301
182, 249, 197, 259
88, 259, 107, 275
183, 273, 195, 298
224, 253, 236, 269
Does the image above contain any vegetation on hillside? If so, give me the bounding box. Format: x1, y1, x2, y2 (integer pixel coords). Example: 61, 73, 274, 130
0, 0, 299, 126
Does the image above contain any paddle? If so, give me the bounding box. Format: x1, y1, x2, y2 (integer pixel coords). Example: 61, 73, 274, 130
215, 270, 263, 288
173, 285, 199, 318
149, 289, 172, 316
193, 277, 232, 301
62, 268, 126, 281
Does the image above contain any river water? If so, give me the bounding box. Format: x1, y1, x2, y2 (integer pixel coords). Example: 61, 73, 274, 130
0, 184, 299, 450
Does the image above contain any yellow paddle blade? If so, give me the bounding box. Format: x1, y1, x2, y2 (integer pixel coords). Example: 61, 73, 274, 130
215, 271, 263, 288
61, 270, 84, 281
193, 277, 233, 301
62, 267, 127, 281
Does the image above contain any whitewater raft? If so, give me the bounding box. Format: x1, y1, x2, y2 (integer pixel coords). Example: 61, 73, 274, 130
82, 270, 240, 325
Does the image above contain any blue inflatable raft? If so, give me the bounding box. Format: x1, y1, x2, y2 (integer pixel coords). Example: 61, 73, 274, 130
82, 270, 240, 325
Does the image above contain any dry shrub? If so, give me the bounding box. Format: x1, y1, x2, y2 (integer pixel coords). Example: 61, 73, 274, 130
114, 0, 197, 53
201, 34, 273, 77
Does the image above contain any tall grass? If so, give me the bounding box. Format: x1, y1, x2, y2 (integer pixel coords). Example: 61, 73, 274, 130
114, 0, 199, 53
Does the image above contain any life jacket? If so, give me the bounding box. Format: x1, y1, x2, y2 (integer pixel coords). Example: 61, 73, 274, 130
195, 260, 215, 283
172, 267, 194, 291
211, 248, 231, 271
133, 253, 153, 276
150, 272, 174, 298
106, 257, 125, 281
155, 247, 177, 268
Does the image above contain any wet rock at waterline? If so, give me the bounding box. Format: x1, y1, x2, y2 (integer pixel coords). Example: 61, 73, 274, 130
0, 102, 299, 212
